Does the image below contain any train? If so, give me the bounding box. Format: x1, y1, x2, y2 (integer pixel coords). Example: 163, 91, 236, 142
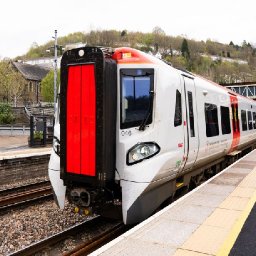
48, 46, 256, 224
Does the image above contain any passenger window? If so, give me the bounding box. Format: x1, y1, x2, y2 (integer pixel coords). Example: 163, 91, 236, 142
247, 111, 252, 130
220, 106, 231, 134
187, 91, 195, 137
241, 110, 247, 131
253, 112, 256, 129
174, 90, 182, 127
248, 111, 253, 130
205, 103, 219, 137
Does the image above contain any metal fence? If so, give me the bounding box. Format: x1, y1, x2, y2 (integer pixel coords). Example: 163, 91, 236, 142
0, 124, 30, 136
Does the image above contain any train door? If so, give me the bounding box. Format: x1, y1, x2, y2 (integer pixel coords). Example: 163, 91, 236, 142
229, 94, 240, 152
182, 75, 199, 169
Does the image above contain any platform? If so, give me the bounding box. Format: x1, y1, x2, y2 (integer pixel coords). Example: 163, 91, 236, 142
0, 135, 51, 160
90, 150, 256, 256
0, 146, 51, 160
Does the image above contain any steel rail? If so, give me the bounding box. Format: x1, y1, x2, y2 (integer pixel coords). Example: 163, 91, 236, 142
0, 180, 50, 197
63, 222, 126, 256
0, 185, 52, 209
9, 216, 100, 256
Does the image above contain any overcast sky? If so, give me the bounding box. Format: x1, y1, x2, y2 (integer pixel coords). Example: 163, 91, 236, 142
1, 0, 255, 58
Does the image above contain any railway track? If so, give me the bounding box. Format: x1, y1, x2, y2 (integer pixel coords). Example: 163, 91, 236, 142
63, 222, 126, 255
0, 180, 52, 210
0, 180, 50, 196
8, 216, 125, 256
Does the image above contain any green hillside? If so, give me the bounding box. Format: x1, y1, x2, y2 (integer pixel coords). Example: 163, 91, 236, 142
17, 28, 256, 84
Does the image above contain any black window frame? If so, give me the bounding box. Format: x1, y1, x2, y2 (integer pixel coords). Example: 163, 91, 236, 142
253, 112, 256, 129
174, 90, 182, 127
241, 110, 248, 131
187, 91, 195, 137
220, 106, 231, 135
120, 68, 154, 129
205, 103, 219, 137
248, 111, 253, 130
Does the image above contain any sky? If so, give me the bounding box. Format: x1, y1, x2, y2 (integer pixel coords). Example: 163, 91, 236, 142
1, 0, 256, 59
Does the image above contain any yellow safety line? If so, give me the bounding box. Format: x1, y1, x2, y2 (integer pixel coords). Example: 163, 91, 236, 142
216, 191, 256, 256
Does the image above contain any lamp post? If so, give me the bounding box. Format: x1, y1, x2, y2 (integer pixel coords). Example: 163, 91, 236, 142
47, 30, 63, 114
53, 30, 58, 114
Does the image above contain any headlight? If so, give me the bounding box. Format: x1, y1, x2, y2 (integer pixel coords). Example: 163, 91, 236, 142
127, 142, 160, 165
53, 137, 60, 157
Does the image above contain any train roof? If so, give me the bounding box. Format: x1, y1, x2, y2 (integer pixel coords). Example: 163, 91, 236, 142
112, 47, 163, 65
194, 73, 256, 104
107, 47, 255, 104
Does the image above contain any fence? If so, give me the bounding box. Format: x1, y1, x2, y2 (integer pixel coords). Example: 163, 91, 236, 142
0, 124, 30, 136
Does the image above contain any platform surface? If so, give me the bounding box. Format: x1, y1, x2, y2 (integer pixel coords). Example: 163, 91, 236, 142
90, 150, 256, 256
0, 135, 51, 159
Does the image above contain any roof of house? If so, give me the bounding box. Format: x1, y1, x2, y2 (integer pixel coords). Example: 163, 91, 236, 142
12, 62, 51, 81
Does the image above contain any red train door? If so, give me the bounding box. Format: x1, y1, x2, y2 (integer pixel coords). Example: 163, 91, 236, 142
66, 64, 96, 176
229, 94, 240, 152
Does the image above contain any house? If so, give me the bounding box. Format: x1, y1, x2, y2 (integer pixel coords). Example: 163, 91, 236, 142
12, 62, 51, 105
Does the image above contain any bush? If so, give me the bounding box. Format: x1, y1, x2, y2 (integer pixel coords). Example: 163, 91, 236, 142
0, 103, 15, 124
34, 131, 43, 140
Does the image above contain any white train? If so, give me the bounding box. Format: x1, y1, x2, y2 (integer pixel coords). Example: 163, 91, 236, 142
48, 47, 256, 224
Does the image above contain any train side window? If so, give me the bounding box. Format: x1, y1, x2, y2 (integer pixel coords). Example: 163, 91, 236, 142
248, 111, 253, 130
253, 112, 256, 129
220, 106, 231, 134
241, 110, 247, 131
174, 90, 182, 126
205, 103, 219, 137
187, 91, 195, 137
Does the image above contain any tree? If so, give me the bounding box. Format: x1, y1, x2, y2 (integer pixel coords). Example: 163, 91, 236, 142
229, 41, 234, 46
0, 61, 26, 106
143, 34, 153, 48
0, 61, 11, 102
41, 70, 60, 102
121, 30, 127, 37
181, 39, 190, 59
165, 55, 187, 69
8, 71, 26, 107
152, 26, 165, 36
0, 103, 15, 124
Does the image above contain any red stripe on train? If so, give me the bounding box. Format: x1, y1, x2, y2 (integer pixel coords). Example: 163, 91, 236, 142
229, 95, 240, 153
66, 64, 96, 176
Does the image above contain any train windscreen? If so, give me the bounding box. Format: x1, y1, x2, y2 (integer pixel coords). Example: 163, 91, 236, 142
120, 69, 154, 129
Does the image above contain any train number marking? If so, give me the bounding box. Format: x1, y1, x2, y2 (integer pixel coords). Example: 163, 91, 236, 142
121, 130, 132, 136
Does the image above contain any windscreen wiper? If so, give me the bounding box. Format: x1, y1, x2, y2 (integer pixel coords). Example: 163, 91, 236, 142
139, 90, 155, 131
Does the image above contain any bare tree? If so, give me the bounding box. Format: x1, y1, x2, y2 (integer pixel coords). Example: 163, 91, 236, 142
0, 61, 12, 102
9, 71, 26, 107
0, 61, 26, 106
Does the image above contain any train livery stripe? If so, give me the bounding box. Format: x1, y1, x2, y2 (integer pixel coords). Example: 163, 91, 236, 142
67, 65, 81, 174
66, 64, 96, 176
81, 64, 96, 176
229, 95, 240, 152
